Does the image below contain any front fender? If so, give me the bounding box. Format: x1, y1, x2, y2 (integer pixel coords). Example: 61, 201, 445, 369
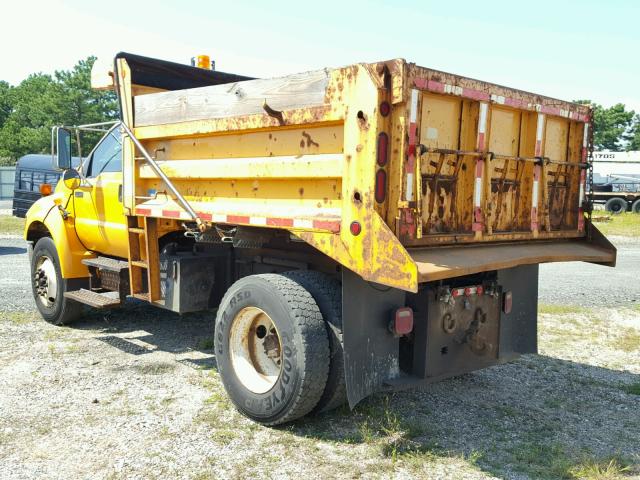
24, 193, 92, 278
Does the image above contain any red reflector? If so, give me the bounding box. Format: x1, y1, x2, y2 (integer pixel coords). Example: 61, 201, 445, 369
464, 287, 472, 296
380, 101, 391, 117
476, 285, 484, 295
503, 291, 512, 314
391, 307, 413, 336
377, 132, 389, 166
350, 221, 362, 236
375, 169, 387, 203
451, 289, 460, 298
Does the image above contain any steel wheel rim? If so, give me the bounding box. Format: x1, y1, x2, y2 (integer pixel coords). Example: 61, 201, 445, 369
34, 256, 57, 308
229, 306, 282, 394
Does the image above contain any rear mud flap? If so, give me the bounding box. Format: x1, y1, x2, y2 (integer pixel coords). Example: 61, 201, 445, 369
342, 268, 406, 408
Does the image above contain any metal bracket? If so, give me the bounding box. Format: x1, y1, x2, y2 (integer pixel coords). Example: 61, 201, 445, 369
262, 100, 285, 125
119, 121, 206, 232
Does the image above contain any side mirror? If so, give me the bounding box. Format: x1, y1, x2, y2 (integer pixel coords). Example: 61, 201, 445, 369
54, 127, 72, 170
62, 169, 81, 191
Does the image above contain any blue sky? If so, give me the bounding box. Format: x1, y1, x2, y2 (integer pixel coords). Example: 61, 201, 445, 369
1, 0, 638, 111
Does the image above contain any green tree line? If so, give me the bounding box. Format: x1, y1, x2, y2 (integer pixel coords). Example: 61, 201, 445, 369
0, 57, 118, 166
574, 100, 640, 151
0, 58, 639, 166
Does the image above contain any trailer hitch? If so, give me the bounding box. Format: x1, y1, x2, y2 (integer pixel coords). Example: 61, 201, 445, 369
454, 307, 491, 356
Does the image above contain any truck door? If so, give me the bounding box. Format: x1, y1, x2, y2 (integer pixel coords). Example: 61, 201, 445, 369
73, 128, 129, 258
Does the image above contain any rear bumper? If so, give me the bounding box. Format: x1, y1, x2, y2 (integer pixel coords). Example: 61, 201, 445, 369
409, 224, 616, 283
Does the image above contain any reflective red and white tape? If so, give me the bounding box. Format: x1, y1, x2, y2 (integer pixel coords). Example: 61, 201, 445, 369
414, 78, 589, 122
134, 207, 341, 233
531, 113, 545, 231
405, 88, 419, 202
472, 102, 488, 232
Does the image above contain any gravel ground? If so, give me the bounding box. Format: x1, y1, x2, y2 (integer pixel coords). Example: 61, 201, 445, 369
539, 236, 640, 308
0, 237, 30, 313
0, 200, 11, 216
0, 234, 639, 479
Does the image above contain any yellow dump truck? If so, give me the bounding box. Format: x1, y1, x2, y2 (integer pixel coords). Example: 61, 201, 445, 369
25, 53, 616, 425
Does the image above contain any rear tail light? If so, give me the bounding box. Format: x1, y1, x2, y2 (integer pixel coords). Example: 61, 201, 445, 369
375, 169, 387, 203
376, 131, 389, 203
379, 101, 391, 117
377, 132, 389, 166
389, 307, 414, 336
349, 221, 362, 236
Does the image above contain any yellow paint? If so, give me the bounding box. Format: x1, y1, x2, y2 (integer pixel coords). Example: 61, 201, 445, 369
73, 171, 129, 258
137, 154, 343, 180
142, 124, 343, 159
23, 192, 92, 278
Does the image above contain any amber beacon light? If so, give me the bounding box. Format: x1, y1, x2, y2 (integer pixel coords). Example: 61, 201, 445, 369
191, 54, 214, 70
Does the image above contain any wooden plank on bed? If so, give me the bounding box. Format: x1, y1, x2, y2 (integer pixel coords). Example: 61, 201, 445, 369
134, 69, 330, 127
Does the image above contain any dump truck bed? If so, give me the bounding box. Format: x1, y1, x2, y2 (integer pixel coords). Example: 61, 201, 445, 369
117, 58, 615, 292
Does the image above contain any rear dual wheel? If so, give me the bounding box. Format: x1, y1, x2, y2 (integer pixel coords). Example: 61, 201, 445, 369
214, 274, 331, 425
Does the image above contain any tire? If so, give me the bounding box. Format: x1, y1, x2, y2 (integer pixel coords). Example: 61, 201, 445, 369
632, 199, 640, 214
214, 274, 329, 425
283, 270, 346, 413
605, 197, 628, 214
31, 237, 84, 325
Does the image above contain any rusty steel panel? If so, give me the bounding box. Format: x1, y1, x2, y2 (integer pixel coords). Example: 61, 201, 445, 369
404, 62, 591, 247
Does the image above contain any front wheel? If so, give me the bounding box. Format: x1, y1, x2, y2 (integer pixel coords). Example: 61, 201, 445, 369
31, 237, 84, 325
214, 274, 329, 425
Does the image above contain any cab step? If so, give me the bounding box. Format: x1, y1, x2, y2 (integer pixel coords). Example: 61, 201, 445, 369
64, 289, 121, 308
82, 256, 129, 272
81, 256, 129, 302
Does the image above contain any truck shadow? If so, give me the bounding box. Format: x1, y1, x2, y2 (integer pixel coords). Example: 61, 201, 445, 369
73, 300, 218, 370
70, 301, 639, 478
294, 356, 640, 478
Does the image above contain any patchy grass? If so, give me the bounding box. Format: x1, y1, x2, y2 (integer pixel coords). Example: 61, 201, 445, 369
0, 215, 25, 236
592, 212, 640, 237
621, 383, 640, 395
539, 304, 588, 315
504, 442, 634, 480
132, 361, 177, 375
615, 327, 640, 352
2, 311, 37, 324
506, 441, 573, 479
568, 456, 633, 480
197, 337, 215, 351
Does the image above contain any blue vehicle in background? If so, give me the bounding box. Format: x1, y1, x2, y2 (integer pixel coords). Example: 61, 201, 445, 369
12, 154, 80, 217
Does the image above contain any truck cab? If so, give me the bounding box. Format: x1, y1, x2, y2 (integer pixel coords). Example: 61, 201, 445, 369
71, 126, 128, 258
